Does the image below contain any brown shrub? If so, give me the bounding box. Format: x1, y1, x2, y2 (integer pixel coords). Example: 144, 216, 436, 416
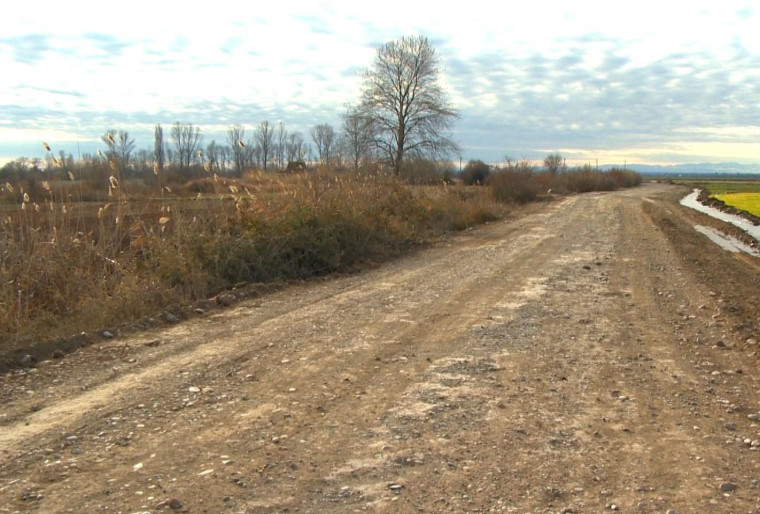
488, 168, 542, 204
0, 173, 504, 352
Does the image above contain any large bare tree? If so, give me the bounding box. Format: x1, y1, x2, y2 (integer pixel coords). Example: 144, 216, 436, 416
171, 122, 202, 172
227, 124, 254, 175
311, 123, 336, 166
101, 129, 134, 173
341, 105, 374, 172
100, 130, 117, 161
285, 132, 306, 163
255, 121, 275, 171
544, 152, 565, 174
116, 131, 135, 171
154, 124, 165, 173
357, 35, 459, 176
205, 140, 223, 173
275, 122, 287, 170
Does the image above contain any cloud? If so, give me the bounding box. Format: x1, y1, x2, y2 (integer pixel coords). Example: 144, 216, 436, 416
737, 6, 755, 19
82, 33, 131, 58
1, 3, 759, 166
221, 37, 244, 54
16, 85, 86, 99
169, 36, 189, 53
443, 29, 760, 162
1, 34, 51, 64
0, 32, 136, 68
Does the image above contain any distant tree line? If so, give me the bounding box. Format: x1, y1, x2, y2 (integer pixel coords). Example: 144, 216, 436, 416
4, 36, 635, 191
1, 35, 463, 185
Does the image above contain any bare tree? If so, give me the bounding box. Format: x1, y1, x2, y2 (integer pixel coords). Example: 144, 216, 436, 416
311, 123, 336, 166
206, 140, 222, 173
342, 105, 375, 172
171, 122, 202, 172
544, 152, 565, 174
219, 146, 232, 172
116, 131, 135, 172
154, 124, 166, 173
357, 35, 459, 175
134, 149, 151, 175
101, 129, 134, 173
275, 122, 288, 170
51, 150, 74, 179
101, 130, 117, 162
286, 132, 306, 163
255, 121, 275, 171
227, 124, 254, 175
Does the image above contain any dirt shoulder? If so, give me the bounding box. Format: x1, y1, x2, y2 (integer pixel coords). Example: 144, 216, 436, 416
1, 182, 760, 513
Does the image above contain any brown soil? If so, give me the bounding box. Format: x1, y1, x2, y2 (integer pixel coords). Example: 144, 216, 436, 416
2, 182, 760, 513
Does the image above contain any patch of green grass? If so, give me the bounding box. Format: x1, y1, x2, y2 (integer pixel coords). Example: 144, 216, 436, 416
712, 192, 760, 217
672, 178, 760, 216
675, 179, 760, 195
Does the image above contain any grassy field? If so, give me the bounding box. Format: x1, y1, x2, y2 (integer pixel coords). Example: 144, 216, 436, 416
673, 178, 760, 217
712, 192, 760, 217
673, 178, 760, 194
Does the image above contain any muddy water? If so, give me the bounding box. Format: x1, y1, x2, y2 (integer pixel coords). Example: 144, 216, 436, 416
680, 188, 760, 242
693, 225, 760, 256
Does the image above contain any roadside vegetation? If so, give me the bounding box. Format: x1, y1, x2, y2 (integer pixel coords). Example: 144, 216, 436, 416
0, 156, 642, 352
0, 167, 504, 349
463, 158, 642, 204
0, 33, 643, 356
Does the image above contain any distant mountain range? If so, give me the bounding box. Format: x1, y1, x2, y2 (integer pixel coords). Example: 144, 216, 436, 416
603, 162, 760, 177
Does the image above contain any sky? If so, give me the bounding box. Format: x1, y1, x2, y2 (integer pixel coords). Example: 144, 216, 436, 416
1, 0, 759, 169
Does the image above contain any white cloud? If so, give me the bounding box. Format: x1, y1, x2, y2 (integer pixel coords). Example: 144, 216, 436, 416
1, 0, 759, 166
0, 126, 83, 144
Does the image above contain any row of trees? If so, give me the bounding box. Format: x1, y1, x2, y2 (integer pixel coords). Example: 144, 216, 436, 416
6, 36, 613, 188
84, 118, 367, 178
2, 35, 460, 182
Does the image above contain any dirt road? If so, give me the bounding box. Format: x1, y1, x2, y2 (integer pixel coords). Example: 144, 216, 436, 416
2, 183, 760, 513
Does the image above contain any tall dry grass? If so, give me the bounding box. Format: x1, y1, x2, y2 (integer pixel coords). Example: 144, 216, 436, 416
1, 152, 642, 354
0, 169, 504, 351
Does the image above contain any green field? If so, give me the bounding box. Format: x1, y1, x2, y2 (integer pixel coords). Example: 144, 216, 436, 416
712, 192, 760, 217
674, 178, 760, 217
680, 179, 760, 195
